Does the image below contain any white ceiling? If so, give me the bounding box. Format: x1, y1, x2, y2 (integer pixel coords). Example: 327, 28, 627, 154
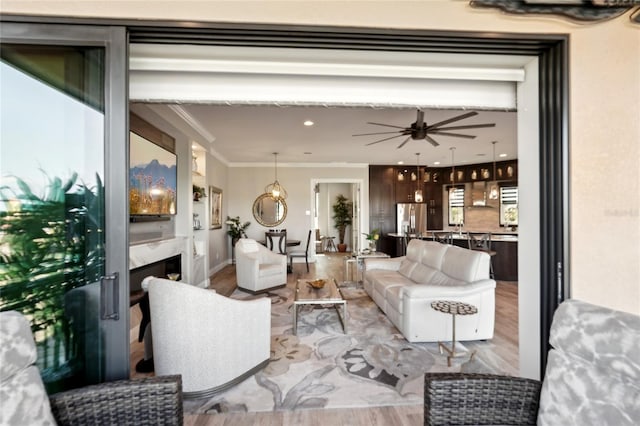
129, 43, 525, 167
133, 103, 517, 167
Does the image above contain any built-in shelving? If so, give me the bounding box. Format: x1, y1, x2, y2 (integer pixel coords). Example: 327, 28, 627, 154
190, 144, 209, 287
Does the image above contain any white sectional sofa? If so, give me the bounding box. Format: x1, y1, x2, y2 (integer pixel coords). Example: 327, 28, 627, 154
363, 239, 496, 343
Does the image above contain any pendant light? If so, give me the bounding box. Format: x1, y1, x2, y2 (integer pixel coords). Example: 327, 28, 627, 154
489, 141, 499, 200
265, 152, 288, 201
414, 153, 423, 202
449, 147, 456, 194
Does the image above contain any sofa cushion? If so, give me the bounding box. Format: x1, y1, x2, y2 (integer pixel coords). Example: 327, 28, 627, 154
407, 263, 439, 284
0, 311, 56, 426
539, 349, 640, 426
416, 240, 448, 269
427, 270, 467, 287
538, 299, 640, 426
398, 259, 417, 278
440, 245, 490, 282
405, 239, 424, 262
259, 263, 283, 277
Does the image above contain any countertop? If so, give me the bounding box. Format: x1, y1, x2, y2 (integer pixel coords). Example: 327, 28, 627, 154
387, 232, 518, 242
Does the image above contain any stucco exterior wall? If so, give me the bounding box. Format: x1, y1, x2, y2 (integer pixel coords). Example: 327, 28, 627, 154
3, 0, 638, 314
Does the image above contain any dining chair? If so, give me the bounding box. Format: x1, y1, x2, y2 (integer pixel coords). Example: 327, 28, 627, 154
265, 230, 287, 255
289, 230, 312, 272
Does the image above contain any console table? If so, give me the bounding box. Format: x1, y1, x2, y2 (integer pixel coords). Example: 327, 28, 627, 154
343, 251, 390, 286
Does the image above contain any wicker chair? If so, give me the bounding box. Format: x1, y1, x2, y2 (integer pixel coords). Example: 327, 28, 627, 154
424, 299, 640, 425
0, 310, 183, 426
424, 373, 540, 425
50, 375, 183, 426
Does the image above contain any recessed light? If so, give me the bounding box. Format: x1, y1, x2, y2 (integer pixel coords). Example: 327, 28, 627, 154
303, 120, 314, 126
499, 153, 507, 158
434, 161, 440, 165
397, 161, 404, 165
304, 152, 312, 155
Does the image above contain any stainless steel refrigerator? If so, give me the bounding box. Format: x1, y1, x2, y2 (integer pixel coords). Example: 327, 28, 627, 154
396, 203, 428, 235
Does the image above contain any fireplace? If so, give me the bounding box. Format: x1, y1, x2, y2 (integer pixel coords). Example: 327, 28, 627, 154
130, 254, 182, 293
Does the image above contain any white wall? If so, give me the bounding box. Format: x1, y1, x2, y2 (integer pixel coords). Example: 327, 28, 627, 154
206, 154, 228, 275
6, 0, 637, 317
228, 165, 368, 261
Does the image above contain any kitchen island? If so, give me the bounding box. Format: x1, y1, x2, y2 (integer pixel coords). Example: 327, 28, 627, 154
387, 231, 518, 281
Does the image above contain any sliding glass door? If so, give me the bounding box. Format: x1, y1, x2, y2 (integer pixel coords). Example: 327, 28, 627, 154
0, 23, 129, 392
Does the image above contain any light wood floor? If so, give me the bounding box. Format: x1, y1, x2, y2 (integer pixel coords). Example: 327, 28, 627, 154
132, 252, 519, 425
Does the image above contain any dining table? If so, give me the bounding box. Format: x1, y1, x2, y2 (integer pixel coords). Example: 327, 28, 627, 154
259, 239, 300, 247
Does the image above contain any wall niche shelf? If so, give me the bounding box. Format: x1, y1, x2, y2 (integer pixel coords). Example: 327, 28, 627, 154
191, 144, 209, 287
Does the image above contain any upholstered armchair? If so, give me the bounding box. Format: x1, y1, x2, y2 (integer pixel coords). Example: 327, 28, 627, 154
235, 238, 287, 293
147, 277, 270, 398
0, 310, 183, 426
424, 299, 640, 425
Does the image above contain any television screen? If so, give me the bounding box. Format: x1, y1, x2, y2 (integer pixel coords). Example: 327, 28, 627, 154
129, 131, 177, 216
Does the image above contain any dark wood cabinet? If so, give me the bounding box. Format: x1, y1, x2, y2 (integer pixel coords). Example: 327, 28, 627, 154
425, 183, 443, 230
369, 166, 396, 255
369, 166, 395, 217
370, 165, 444, 241
394, 166, 420, 203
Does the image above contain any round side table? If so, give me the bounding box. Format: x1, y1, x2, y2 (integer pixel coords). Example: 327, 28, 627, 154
431, 300, 478, 366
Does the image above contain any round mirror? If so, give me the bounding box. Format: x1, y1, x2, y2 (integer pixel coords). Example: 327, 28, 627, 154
252, 193, 287, 227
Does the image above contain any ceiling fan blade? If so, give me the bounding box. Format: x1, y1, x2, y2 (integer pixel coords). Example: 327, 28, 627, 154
429, 131, 477, 139
366, 122, 409, 129
431, 123, 496, 131
426, 111, 478, 129
352, 130, 405, 137
425, 135, 440, 147
365, 133, 409, 146
396, 136, 412, 149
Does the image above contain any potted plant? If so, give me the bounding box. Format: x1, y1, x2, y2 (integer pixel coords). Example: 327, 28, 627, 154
192, 184, 206, 201
363, 229, 380, 251
332, 194, 353, 252
226, 215, 250, 241
225, 215, 250, 263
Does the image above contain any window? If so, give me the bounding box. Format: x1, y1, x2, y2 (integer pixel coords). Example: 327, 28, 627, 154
500, 186, 518, 226
448, 186, 465, 226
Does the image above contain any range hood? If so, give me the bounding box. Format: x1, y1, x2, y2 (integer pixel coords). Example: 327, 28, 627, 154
468, 182, 494, 209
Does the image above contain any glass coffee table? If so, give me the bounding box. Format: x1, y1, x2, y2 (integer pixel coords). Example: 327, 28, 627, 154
293, 278, 347, 335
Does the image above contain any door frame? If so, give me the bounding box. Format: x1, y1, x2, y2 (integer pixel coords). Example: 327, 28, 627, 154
0, 22, 130, 381
2, 16, 569, 377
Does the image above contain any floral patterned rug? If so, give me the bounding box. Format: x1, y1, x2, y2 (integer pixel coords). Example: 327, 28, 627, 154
183, 284, 503, 414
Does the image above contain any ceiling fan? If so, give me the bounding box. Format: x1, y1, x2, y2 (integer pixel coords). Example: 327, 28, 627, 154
353, 109, 496, 149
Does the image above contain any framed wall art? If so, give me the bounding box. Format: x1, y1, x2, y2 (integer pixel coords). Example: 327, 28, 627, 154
209, 186, 222, 229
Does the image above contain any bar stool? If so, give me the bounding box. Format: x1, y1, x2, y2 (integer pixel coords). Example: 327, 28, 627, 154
433, 231, 453, 245
324, 236, 337, 252
467, 232, 496, 279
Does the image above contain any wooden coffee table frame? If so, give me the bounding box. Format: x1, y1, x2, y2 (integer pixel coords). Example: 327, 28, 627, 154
293, 278, 347, 335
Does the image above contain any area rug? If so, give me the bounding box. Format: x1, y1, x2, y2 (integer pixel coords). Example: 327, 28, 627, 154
183, 284, 505, 414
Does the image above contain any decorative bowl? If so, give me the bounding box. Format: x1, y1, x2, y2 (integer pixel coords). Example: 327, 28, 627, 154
306, 279, 326, 289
